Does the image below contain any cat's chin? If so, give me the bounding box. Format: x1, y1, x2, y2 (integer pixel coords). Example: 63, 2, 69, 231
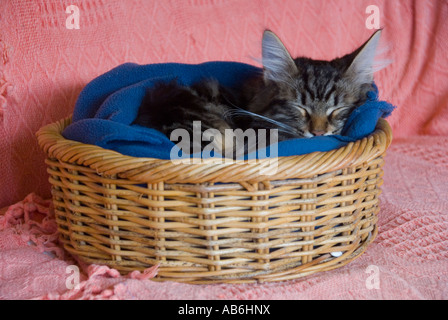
303, 132, 315, 138
305, 131, 337, 137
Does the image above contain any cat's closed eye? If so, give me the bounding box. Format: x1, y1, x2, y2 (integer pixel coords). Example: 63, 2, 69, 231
328, 106, 351, 118
295, 106, 310, 118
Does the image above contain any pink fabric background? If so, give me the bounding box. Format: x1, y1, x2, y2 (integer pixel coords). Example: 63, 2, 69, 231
0, 0, 447, 207
0, 0, 447, 300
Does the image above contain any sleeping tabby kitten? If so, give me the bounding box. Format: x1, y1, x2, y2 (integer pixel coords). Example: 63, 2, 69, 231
134, 29, 383, 157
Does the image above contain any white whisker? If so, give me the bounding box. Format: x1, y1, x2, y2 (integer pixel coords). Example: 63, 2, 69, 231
225, 108, 296, 134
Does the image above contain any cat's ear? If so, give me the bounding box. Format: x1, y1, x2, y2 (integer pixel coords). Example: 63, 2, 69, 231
262, 30, 298, 83
344, 29, 382, 85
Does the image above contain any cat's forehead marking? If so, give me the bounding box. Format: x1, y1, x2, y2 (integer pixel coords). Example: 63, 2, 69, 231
296, 64, 343, 106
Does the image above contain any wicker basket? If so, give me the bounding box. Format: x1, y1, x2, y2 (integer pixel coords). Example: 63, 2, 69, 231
36, 116, 392, 284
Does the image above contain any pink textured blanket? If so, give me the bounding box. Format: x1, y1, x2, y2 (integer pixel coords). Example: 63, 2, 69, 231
1, 136, 447, 300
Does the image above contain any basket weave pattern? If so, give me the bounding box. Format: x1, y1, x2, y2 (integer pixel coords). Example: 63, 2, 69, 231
37, 117, 392, 283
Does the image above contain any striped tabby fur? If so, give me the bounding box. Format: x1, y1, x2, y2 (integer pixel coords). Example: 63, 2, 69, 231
134, 30, 383, 157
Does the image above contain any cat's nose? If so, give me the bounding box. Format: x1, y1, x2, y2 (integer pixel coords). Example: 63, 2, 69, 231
312, 130, 326, 136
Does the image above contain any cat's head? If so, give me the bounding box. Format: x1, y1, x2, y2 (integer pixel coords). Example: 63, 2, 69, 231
261, 29, 384, 137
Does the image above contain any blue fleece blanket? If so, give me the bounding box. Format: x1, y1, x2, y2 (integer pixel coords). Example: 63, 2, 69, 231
62, 62, 395, 160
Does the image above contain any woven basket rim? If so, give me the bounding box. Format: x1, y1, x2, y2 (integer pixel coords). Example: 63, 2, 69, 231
36, 116, 392, 184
